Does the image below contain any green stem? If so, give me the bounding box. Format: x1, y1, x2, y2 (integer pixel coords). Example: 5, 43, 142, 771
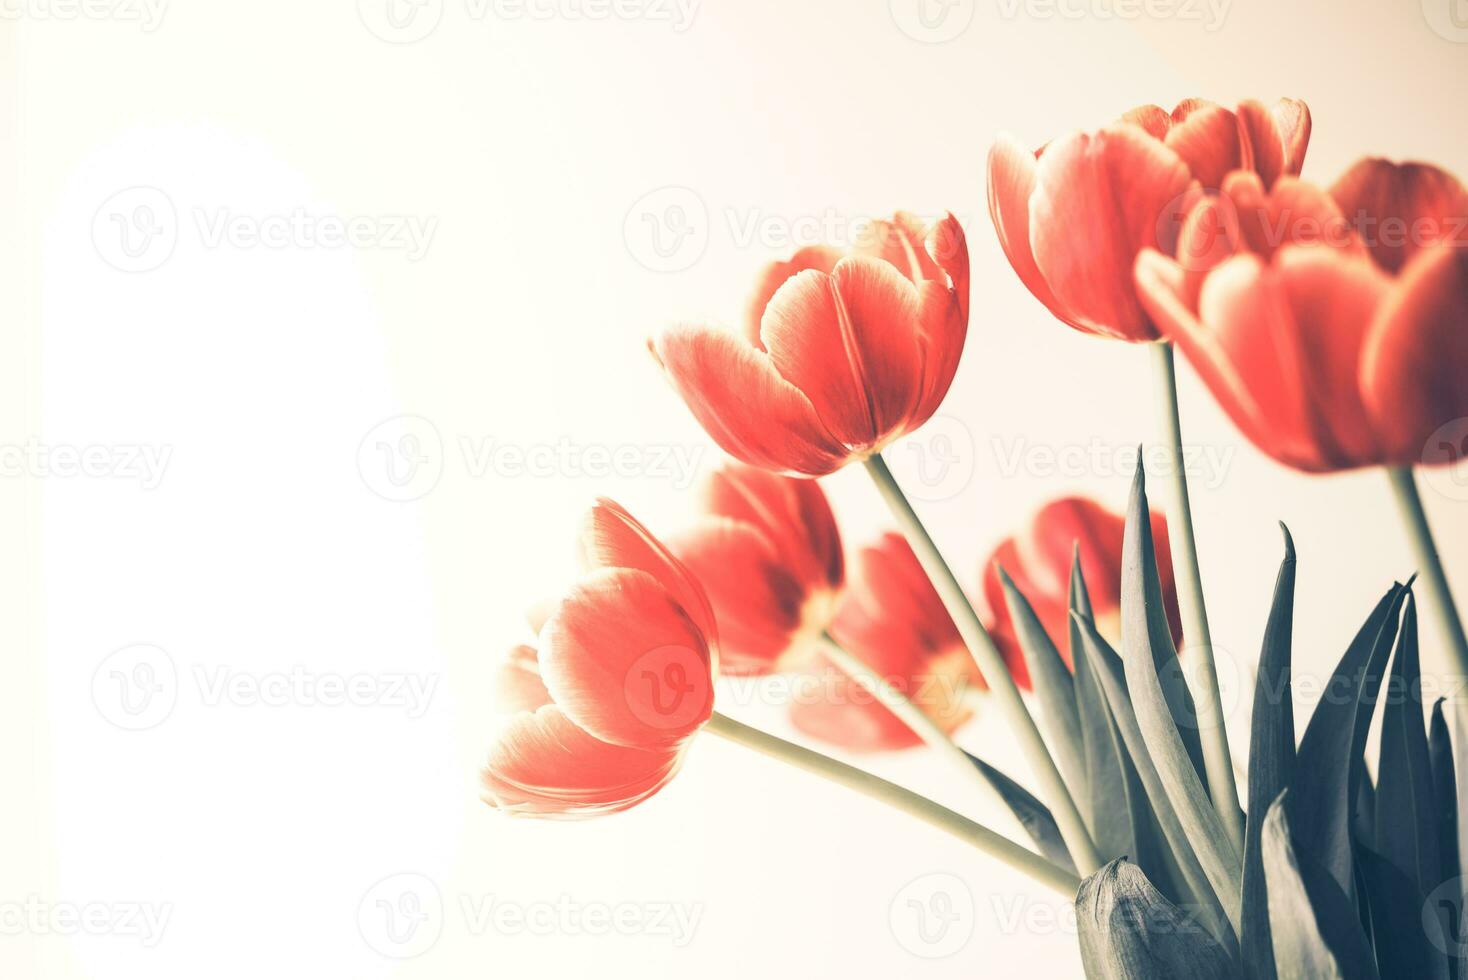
1387, 466, 1468, 679
704, 711, 1081, 896
1149, 342, 1244, 856
862, 454, 1102, 875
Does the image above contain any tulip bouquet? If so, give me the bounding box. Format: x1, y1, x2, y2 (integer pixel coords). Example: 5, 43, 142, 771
484, 97, 1468, 978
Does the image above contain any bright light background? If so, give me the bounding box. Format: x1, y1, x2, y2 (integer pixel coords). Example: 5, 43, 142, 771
3, 1, 1468, 976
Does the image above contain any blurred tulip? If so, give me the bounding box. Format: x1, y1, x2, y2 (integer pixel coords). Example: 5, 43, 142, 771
790, 532, 983, 751
667, 463, 844, 674
982, 497, 1181, 688
988, 97, 1311, 341
1134, 159, 1468, 472
482, 499, 717, 818
649, 212, 969, 476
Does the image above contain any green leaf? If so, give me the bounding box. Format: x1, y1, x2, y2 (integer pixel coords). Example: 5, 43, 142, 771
1241, 524, 1297, 980
998, 565, 1087, 804
1076, 859, 1235, 980
1286, 583, 1406, 898
1262, 794, 1379, 980
965, 751, 1076, 875
1119, 463, 1241, 933
1368, 593, 1449, 979
1074, 613, 1235, 951
1429, 699, 1461, 980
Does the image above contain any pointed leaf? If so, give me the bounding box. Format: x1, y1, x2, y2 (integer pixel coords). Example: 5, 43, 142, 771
1076, 860, 1234, 980
1239, 523, 1297, 980
1263, 794, 1379, 980
1429, 699, 1462, 980
964, 751, 1076, 874
1119, 464, 1241, 930
999, 566, 1087, 803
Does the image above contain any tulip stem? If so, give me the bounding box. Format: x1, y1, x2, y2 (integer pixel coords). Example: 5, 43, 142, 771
1148, 342, 1244, 855
862, 454, 1102, 876
703, 711, 1081, 897
1387, 466, 1468, 679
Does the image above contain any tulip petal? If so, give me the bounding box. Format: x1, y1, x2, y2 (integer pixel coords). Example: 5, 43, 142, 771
539, 567, 714, 749
1236, 98, 1311, 189
1164, 102, 1242, 189
987, 135, 1087, 332
743, 245, 844, 344
788, 663, 923, 751
1330, 157, 1468, 274
700, 464, 843, 591
495, 644, 551, 715
1362, 245, 1468, 464
650, 323, 848, 476
1030, 126, 1195, 341
481, 705, 682, 818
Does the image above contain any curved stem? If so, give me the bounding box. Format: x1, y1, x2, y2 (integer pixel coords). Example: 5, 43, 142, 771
862, 454, 1102, 875
1387, 466, 1468, 678
704, 711, 1081, 896
1149, 342, 1244, 855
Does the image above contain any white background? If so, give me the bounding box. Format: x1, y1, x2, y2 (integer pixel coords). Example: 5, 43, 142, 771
4, 0, 1468, 976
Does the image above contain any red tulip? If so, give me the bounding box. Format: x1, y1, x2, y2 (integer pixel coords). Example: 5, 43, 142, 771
649, 212, 970, 477
666, 463, 844, 675
482, 500, 717, 818
981, 497, 1181, 689
789, 532, 983, 751
1134, 160, 1468, 472
988, 98, 1311, 342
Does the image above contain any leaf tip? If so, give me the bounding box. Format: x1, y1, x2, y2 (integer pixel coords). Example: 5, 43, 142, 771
1278, 521, 1295, 561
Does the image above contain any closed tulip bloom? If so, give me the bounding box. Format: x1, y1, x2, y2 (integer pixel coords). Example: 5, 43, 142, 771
988, 98, 1311, 341
667, 463, 844, 675
789, 532, 983, 751
1134, 160, 1468, 471
482, 500, 717, 818
649, 212, 970, 477
981, 497, 1181, 689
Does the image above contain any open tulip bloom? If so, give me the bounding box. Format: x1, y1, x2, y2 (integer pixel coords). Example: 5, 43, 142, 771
484, 100, 1468, 979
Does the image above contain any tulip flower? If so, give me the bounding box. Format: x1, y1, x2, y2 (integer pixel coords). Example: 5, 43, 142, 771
648, 212, 969, 477
1135, 158, 1468, 678
481, 499, 717, 817
790, 532, 985, 752
988, 97, 1312, 342
665, 463, 844, 675
982, 497, 1181, 689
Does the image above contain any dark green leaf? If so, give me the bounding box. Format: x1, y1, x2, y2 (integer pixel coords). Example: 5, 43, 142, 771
1076, 859, 1235, 980
1241, 523, 1297, 980
965, 751, 1076, 875
1429, 699, 1461, 980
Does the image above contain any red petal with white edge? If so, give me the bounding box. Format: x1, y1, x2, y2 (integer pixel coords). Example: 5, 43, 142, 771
1236, 99, 1311, 189
495, 644, 551, 714
760, 259, 923, 449
987, 135, 1087, 332
481, 705, 682, 818
1030, 126, 1195, 341
538, 567, 713, 749
743, 245, 844, 344
859, 212, 942, 284
700, 464, 843, 591
1362, 246, 1468, 464
666, 517, 811, 675
1330, 158, 1468, 275
578, 497, 717, 647
1120, 103, 1172, 140
1163, 102, 1242, 189
1271, 98, 1312, 178
650, 324, 848, 476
